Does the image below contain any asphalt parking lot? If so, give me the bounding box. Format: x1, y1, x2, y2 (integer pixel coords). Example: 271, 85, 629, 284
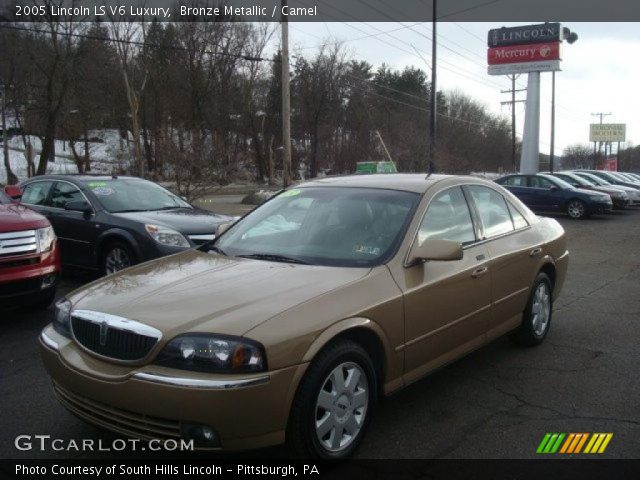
1, 209, 639, 459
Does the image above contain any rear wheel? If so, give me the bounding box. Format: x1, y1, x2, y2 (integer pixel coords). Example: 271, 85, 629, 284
287, 339, 376, 459
101, 241, 136, 276
566, 199, 588, 219
511, 272, 553, 347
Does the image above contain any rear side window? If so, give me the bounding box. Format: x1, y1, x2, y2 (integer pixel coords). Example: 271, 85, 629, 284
501, 176, 527, 187
507, 201, 529, 229
51, 182, 85, 209
467, 185, 514, 239
21, 181, 54, 206
418, 187, 476, 245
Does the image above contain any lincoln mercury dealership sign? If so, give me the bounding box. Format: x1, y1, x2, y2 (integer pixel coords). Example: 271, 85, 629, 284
488, 23, 562, 47
487, 23, 563, 75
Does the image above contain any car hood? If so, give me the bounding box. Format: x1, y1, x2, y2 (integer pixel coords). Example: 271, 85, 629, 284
68, 250, 371, 339
112, 208, 232, 234
0, 203, 49, 231
574, 188, 608, 197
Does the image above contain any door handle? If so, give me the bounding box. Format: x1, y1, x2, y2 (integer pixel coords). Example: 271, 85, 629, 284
529, 247, 542, 257
471, 266, 488, 278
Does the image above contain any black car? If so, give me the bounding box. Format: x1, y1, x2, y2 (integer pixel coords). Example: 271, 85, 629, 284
495, 173, 613, 219
18, 175, 233, 275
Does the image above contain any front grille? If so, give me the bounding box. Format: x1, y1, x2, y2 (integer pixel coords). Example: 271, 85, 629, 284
71, 315, 159, 361
53, 382, 181, 440
0, 229, 37, 257
0, 256, 40, 269
0, 278, 42, 296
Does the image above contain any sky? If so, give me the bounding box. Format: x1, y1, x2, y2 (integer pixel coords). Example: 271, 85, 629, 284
280, 22, 640, 156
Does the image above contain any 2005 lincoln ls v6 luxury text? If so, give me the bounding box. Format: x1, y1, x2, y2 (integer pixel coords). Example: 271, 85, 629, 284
39, 174, 569, 459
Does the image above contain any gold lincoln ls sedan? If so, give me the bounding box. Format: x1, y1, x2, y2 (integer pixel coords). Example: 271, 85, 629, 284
40, 174, 568, 459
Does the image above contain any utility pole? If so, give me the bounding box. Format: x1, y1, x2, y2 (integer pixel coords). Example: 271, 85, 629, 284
591, 112, 611, 166
500, 76, 525, 171
428, 0, 437, 173
281, 0, 292, 186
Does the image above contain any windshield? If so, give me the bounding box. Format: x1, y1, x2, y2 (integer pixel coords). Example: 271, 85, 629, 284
540, 174, 574, 189
577, 173, 608, 185
563, 174, 593, 186
82, 179, 191, 213
213, 187, 420, 267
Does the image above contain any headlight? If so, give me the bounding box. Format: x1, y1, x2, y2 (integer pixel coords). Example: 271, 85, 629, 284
36, 226, 56, 253
155, 334, 267, 373
52, 299, 72, 338
145, 224, 190, 248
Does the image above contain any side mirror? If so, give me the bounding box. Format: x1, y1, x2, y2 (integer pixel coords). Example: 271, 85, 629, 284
4, 185, 22, 201
216, 222, 232, 237
549, 186, 558, 192
65, 200, 92, 214
407, 239, 463, 265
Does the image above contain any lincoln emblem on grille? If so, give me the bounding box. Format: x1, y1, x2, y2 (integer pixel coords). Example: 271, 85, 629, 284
99, 321, 109, 346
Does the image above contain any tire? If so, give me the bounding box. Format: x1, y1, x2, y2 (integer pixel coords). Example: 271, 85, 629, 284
566, 199, 588, 219
101, 240, 136, 276
511, 272, 553, 347
287, 339, 377, 459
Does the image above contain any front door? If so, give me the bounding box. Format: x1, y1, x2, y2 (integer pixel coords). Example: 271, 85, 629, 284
401, 186, 492, 384
48, 181, 96, 267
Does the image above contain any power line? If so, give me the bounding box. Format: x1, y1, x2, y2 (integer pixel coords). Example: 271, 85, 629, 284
0, 24, 272, 62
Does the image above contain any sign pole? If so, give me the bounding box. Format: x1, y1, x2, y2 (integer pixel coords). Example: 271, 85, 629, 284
519, 71, 540, 174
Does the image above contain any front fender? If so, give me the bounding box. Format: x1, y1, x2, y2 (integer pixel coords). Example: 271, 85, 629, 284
95, 228, 143, 264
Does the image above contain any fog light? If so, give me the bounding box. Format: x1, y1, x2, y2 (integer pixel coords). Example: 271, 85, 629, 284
41, 275, 56, 289
181, 423, 220, 448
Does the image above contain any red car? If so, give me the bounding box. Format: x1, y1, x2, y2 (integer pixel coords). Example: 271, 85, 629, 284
1, 185, 60, 308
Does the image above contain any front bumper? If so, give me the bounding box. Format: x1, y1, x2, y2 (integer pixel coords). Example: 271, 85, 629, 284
0, 241, 60, 299
39, 325, 306, 451
588, 199, 613, 214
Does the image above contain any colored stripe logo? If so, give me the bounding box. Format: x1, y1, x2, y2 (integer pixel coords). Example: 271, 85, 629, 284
537, 433, 613, 454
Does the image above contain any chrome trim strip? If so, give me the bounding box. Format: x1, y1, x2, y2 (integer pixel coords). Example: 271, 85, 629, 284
403, 303, 492, 348
0, 230, 36, 239
188, 234, 215, 241
493, 286, 529, 307
72, 310, 162, 340
40, 329, 59, 351
132, 372, 270, 389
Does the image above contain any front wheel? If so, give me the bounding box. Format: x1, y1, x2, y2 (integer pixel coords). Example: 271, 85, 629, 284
566, 199, 588, 219
287, 339, 377, 459
101, 241, 136, 276
511, 272, 553, 347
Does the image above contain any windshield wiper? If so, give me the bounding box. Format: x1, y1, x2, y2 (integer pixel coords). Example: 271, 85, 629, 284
236, 253, 310, 265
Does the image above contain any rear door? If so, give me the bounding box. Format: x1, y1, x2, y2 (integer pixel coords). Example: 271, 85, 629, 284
465, 185, 542, 340
48, 181, 97, 267
401, 186, 492, 383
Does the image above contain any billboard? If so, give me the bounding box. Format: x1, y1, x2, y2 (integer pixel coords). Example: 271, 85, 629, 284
589, 124, 626, 142
488, 60, 561, 75
488, 41, 561, 65
488, 23, 561, 48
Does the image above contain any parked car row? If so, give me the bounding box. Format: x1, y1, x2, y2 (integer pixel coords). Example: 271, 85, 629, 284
1, 175, 232, 308
495, 170, 640, 219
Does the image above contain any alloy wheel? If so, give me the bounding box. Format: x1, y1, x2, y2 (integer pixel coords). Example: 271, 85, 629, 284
567, 200, 585, 219
314, 361, 369, 453
531, 283, 551, 336
104, 247, 132, 274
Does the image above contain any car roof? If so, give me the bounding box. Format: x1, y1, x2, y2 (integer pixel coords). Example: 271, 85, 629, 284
22, 174, 143, 183
297, 173, 469, 194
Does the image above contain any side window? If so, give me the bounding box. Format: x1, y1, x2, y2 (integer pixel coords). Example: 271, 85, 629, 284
507, 201, 529, 229
530, 176, 554, 189
467, 185, 514, 239
51, 182, 85, 209
21, 181, 54, 206
502, 176, 526, 187
418, 187, 476, 245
